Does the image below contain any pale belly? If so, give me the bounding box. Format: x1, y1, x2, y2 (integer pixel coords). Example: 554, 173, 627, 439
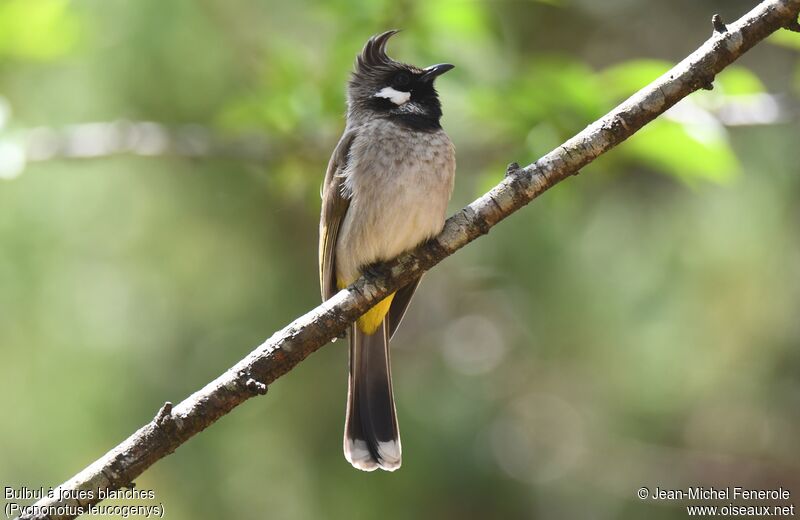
335, 123, 455, 285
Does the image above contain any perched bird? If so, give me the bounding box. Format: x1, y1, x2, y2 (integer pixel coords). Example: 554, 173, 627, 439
319, 30, 456, 471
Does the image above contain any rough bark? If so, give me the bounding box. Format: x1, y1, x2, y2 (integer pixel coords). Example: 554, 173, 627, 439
15, 1, 800, 518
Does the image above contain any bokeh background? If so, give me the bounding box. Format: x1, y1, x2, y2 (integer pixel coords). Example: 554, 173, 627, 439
2, 0, 800, 518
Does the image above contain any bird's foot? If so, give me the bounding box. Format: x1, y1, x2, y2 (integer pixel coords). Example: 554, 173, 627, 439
362, 261, 388, 281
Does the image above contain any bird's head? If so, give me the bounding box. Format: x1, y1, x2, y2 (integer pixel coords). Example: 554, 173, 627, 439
347, 30, 454, 129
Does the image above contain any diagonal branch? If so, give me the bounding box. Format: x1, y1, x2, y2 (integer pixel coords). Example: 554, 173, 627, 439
16, 1, 800, 519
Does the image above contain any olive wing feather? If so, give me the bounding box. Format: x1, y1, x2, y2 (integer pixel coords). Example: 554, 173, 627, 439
320, 130, 356, 301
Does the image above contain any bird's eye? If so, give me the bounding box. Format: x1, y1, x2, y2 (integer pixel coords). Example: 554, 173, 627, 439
393, 72, 411, 88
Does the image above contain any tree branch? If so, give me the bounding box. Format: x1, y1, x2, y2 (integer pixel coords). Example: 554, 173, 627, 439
16, 1, 800, 519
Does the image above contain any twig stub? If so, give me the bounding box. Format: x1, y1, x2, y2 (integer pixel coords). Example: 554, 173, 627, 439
505, 162, 521, 178
712, 14, 728, 33
154, 401, 173, 425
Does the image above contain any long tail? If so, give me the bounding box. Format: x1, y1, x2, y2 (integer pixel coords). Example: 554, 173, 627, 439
343, 319, 401, 471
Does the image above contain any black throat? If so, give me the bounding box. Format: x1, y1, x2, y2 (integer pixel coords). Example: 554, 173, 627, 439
391, 112, 442, 131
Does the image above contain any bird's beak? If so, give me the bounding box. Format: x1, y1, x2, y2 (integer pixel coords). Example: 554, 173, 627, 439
419, 63, 455, 83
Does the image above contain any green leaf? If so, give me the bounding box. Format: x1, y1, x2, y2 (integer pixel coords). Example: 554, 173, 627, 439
623, 120, 738, 183
767, 30, 800, 51
0, 0, 79, 60
419, 0, 488, 37
715, 67, 765, 95
472, 57, 607, 139
600, 59, 673, 100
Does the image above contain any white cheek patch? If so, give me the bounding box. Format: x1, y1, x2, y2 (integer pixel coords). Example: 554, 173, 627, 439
374, 86, 411, 105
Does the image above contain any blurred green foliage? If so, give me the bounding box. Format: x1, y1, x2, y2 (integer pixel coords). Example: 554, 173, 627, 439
1, 1, 799, 519
0, 0, 79, 60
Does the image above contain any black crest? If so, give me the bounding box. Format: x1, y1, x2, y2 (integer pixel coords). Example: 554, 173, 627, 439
347, 30, 448, 131
355, 30, 402, 75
